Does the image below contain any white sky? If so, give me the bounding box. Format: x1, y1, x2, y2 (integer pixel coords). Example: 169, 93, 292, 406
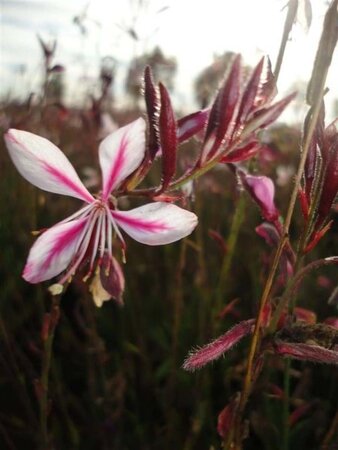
1, 0, 337, 121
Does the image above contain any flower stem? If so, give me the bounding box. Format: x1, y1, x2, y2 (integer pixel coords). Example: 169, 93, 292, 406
282, 358, 291, 450
273, 0, 298, 82
40, 295, 60, 449
233, 37, 329, 447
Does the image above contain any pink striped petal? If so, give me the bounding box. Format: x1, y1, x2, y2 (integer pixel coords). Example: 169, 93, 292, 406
5, 129, 94, 203
112, 202, 198, 245
23, 217, 88, 283
99, 118, 146, 199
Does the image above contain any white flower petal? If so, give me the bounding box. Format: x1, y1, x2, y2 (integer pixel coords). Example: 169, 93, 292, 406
5, 129, 94, 203
99, 118, 146, 199
112, 202, 198, 246
23, 217, 88, 283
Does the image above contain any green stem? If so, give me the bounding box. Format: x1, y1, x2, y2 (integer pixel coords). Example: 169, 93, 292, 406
282, 358, 291, 450
40, 296, 60, 449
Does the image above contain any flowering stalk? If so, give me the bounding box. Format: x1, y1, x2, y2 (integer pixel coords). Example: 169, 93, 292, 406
231, 3, 338, 447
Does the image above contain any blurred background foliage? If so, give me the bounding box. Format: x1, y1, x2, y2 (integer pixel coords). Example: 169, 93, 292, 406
0, 2, 338, 449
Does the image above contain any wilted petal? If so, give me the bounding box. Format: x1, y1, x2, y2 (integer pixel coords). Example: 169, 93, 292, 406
256, 222, 280, 247
240, 172, 279, 221
90, 271, 112, 308
100, 253, 125, 305
99, 118, 146, 199
23, 217, 89, 283
112, 202, 198, 246
183, 319, 254, 371
217, 396, 239, 440
5, 129, 94, 203
274, 341, 338, 364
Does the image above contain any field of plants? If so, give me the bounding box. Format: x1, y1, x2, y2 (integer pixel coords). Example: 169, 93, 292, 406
0, 1, 337, 449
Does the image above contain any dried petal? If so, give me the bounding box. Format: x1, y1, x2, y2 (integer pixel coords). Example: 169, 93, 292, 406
217, 396, 239, 440
100, 254, 125, 305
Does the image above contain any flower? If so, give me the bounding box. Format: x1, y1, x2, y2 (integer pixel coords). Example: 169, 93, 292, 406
5, 118, 198, 293
239, 170, 279, 222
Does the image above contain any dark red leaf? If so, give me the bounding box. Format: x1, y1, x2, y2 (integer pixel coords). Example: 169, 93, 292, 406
245, 92, 296, 134
304, 221, 333, 254
221, 140, 261, 163
298, 188, 309, 221
316, 134, 338, 228
158, 82, 177, 192
177, 109, 209, 143
144, 66, 160, 159
303, 105, 325, 199
201, 55, 241, 162
236, 56, 275, 126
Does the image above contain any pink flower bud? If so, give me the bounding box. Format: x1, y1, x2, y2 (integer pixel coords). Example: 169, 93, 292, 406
217, 396, 239, 439
240, 171, 279, 222
274, 341, 338, 365
183, 319, 254, 371
324, 317, 338, 329
100, 254, 125, 306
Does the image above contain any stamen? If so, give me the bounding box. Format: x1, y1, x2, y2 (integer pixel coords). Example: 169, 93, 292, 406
58, 209, 100, 285
58, 203, 93, 225
99, 213, 106, 261
89, 212, 104, 272
105, 204, 126, 250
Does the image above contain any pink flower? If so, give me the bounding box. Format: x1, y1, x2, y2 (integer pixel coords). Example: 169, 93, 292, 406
5, 118, 198, 289
239, 171, 279, 222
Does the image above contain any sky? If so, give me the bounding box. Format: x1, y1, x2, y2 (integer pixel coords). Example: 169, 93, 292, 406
1, 0, 337, 121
